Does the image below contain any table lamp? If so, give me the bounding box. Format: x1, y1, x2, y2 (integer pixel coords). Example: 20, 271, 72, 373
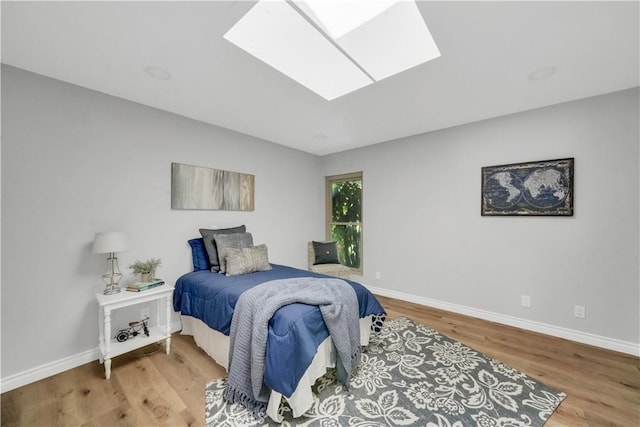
92, 231, 129, 295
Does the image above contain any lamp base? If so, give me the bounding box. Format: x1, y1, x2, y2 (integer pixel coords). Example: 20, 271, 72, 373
102, 253, 123, 295
103, 287, 122, 295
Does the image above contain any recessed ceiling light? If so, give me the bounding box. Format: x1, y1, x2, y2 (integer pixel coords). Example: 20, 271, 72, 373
529, 66, 557, 81
224, 0, 439, 100
144, 66, 172, 80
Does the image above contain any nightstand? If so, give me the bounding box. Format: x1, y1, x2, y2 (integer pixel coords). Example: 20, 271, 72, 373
95, 285, 174, 379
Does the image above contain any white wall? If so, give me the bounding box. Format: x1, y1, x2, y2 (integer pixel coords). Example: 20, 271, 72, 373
1, 66, 323, 382
322, 88, 639, 347
2, 65, 638, 390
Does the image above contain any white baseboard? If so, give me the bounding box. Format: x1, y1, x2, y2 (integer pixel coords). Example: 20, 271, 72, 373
4, 295, 637, 394
1, 320, 182, 393
368, 285, 640, 357
0, 348, 100, 394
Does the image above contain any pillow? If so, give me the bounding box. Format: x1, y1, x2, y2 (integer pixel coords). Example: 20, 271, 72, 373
187, 238, 210, 271
199, 225, 246, 272
312, 241, 341, 265
214, 232, 253, 273
225, 244, 272, 276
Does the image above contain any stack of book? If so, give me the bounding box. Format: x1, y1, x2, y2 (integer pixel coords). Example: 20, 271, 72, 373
127, 279, 165, 292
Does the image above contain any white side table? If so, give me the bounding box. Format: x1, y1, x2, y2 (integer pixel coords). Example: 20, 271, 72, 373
96, 285, 174, 379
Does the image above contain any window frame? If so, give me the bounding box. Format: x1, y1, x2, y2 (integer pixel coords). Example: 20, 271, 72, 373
325, 171, 363, 274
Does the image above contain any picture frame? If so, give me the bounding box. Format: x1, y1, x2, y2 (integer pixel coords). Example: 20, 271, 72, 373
171, 163, 255, 211
481, 158, 574, 216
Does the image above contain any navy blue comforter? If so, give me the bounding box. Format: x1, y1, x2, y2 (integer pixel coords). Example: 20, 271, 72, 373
173, 264, 385, 397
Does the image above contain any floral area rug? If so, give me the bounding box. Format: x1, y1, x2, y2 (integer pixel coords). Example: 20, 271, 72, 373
205, 317, 566, 426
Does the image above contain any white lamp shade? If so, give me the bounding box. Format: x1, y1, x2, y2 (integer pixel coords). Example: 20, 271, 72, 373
92, 231, 129, 254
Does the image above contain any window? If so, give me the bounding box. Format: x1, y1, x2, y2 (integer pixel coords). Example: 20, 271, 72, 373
326, 172, 363, 272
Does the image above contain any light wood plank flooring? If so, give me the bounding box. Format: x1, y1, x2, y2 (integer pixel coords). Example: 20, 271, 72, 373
2, 295, 638, 426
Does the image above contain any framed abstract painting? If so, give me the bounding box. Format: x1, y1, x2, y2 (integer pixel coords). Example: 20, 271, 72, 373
481, 158, 574, 216
171, 163, 254, 211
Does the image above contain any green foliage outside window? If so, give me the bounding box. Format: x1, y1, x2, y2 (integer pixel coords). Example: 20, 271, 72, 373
330, 179, 362, 269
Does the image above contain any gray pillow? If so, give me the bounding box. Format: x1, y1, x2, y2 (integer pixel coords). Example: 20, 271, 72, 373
225, 244, 272, 276
214, 232, 254, 273
199, 225, 246, 272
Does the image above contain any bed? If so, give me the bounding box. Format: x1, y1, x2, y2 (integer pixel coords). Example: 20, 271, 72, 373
173, 235, 386, 421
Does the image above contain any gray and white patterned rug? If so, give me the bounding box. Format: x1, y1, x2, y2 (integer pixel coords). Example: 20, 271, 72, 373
206, 317, 566, 426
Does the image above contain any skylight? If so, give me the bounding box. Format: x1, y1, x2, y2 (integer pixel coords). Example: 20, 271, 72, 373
224, 0, 440, 100
298, 0, 400, 39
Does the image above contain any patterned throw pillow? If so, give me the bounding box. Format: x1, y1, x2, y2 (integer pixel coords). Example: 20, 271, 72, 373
214, 232, 253, 273
225, 244, 272, 276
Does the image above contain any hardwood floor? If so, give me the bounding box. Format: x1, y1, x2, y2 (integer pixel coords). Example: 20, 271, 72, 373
1, 333, 225, 427
2, 296, 638, 426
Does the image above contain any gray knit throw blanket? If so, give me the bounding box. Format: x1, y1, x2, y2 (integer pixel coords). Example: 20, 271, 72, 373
223, 277, 361, 419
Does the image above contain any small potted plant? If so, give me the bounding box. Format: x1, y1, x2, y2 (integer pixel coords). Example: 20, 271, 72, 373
129, 258, 162, 282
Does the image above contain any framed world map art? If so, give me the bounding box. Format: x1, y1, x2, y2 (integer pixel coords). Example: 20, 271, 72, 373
481, 158, 574, 216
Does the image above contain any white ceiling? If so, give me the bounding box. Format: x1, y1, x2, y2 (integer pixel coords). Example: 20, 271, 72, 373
2, 1, 638, 156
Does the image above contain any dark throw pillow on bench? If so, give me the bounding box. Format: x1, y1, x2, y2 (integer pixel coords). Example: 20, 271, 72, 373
312, 241, 341, 265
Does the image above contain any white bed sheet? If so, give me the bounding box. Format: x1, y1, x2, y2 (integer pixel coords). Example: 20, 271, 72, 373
180, 314, 372, 421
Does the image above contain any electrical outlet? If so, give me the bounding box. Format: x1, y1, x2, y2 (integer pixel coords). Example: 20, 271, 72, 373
521, 295, 531, 308
574, 305, 586, 319
141, 307, 150, 320
375, 272, 382, 280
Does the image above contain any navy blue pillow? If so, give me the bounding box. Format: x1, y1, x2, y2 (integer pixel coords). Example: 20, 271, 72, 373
188, 238, 211, 271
